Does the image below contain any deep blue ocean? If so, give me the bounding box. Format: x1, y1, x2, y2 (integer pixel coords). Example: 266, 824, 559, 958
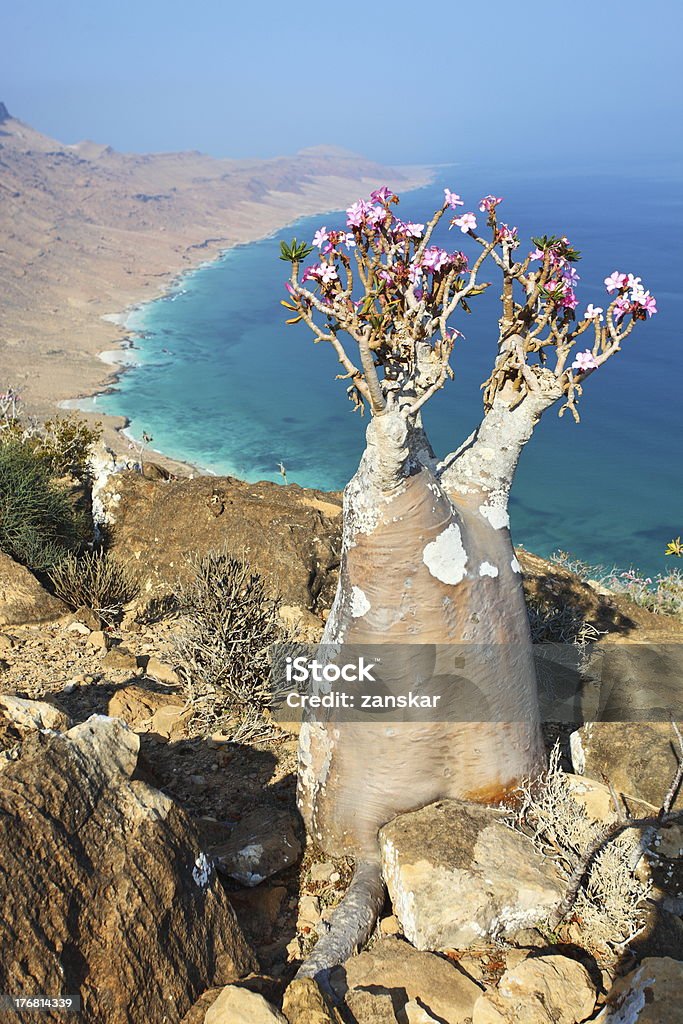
90, 163, 682, 578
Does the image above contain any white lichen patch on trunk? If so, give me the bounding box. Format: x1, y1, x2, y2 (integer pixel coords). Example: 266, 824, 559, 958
478, 493, 510, 531
479, 562, 499, 578
423, 522, 468, 585
350, 586, 371, 618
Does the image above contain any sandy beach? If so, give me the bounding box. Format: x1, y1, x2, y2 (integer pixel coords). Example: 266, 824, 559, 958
0, 107, 430, 470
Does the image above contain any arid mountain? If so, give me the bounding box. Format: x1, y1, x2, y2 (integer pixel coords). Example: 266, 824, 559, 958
0, 105, 428, 424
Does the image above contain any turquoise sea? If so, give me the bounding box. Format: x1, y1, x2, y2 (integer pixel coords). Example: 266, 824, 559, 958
91, 163, 682, 578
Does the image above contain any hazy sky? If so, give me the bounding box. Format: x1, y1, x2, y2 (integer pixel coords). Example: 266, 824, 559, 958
3, 0, 681, 166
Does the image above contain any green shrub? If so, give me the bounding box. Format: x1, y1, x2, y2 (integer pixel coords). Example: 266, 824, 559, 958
48, 549, 139, 623
173, 550, 286, 739
0, 414, 102, 480
0, 442, 87, 570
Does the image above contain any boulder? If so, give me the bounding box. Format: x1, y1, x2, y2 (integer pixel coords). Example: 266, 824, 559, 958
472, 954, 597, 1024
210, 804, 303, 885
595, 957, 683, 1022
100, 472, 342, 610
570, 721, 682, 811
107, 683, 184, 732
281, 978, 343, 1024
340, 937, 481, 1024
380, 800, 564, 950
0, 550, 67, 625
0, 694, 70, 733
204, 985, 286, 1024
0, 714, 255, 1024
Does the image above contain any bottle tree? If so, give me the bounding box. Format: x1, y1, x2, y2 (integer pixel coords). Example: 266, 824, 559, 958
280, 187, 656, 978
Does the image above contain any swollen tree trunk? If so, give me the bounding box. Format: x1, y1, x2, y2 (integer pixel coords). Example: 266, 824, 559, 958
297, 389, 559, 977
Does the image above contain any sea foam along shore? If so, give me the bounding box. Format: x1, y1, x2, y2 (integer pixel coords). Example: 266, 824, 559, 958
64, 167, 435, 476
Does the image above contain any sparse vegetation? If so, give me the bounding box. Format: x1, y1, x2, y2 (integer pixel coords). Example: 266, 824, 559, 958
1, 387, 101, 480
174, 550, 287, 740
48, 549, 139, 624
552, 550, 683, 620
526, 593, 603, 646
514, 746, 651, 952
0, 441, 87, 570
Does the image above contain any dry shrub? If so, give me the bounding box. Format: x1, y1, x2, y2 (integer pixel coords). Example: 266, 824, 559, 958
49, 549, 139, 624
173, 550, 287, 740
513, 746, 651, 952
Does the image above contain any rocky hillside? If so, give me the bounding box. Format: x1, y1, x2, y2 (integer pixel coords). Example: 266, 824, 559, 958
0, 105, 427, 422
0, 466, 681, 1023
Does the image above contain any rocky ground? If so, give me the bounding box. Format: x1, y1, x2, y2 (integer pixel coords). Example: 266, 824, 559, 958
0, 466, 682, 1023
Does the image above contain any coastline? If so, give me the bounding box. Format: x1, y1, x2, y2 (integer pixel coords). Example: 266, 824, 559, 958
61, 167, 435, 477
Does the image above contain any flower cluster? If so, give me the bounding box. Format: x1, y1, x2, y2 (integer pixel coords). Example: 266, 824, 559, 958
281, 185, 658, 417
604, 271, 657, 320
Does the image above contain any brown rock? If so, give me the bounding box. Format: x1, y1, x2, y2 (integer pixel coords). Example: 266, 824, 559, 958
0, 550, 67, 625
472, 954, 596, 1024
107, 684, 184, 731
204, 985, 286, 1023
144, 655, 180, 685
380, 800, 564, 950
0, 715, 255, 1024
344, 988, 398, 1023
150, 702, 191, 740
595, 957, 683, 1022
282, 977, 343, 1024
101, 644, 138, 673
87, 629, 109, 650
571, 721, 682, 811
70, 606, 102, 630
210, 805, 303, 885
101, 472, 342, 609
343, 937, 481, 1024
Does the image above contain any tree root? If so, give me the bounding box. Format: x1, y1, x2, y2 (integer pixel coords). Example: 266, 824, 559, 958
296, 861, 385, 986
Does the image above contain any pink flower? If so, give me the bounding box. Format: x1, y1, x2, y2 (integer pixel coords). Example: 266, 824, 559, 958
408, 262, 422, 284
627, 274, 642, 291
404, 221, 424, 238
479, 195, 503, 212
559, 287, 578, 310
584, 304, 604, 321
421, 246, 450, 273
640, 292, 657, 317
444, 188, 464, 209
561, 266, 580, 287
529, 248, 545, 261
604, 271, 628, 293
378, 269, 393, 284
343, 232, 357, 249
498, 223, 518, 242
302, 264, 322, 283
312, 227, 329, 248
370, 186, 395, 205
319, 263, 338, 285
612, 295, 632, 321
367, 205, 388, 227
346, 200, 369, 228
572, 350, 599, 373
451, 213, 477, 233
285, 282, 296, 296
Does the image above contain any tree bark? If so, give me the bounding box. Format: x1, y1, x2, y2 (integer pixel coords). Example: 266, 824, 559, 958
298, 402, 547, 851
